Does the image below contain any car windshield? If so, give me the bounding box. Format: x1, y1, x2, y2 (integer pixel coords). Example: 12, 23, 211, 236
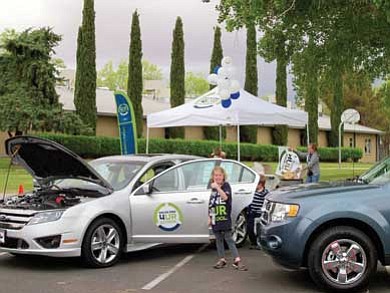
89, 160, 145, 190
359, 157, 390, 185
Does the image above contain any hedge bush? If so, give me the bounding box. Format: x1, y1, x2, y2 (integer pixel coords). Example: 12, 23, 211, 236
36, 133, 363, 162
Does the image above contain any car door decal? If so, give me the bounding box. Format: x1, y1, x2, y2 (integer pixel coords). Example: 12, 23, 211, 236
153, 203, 184, 232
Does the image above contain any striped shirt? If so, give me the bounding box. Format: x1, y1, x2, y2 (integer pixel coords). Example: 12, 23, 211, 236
249, 188, 269, 214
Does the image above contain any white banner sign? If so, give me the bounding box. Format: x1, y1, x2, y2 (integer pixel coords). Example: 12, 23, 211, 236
276, 147, 301, 178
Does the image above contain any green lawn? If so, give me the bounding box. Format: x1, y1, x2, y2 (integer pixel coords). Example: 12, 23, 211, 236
0, 158, 374, 194
244, 161, 373, 182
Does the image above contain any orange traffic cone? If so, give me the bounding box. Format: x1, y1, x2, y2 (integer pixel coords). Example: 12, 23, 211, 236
18, 184, 24, 196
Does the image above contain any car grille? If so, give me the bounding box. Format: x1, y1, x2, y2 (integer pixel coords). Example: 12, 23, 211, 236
260, 200, 273, 226
0, 237, 29, 249
0, 212, 32, 230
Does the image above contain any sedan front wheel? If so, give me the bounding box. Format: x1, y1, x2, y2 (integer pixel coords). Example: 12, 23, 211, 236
82, 217, 123, 268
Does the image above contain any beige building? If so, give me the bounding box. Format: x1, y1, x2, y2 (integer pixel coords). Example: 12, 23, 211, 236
70, 87, 385, 163
0, 86, 383, 163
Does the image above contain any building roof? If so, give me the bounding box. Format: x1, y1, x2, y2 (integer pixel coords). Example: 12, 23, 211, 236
57, 86, 169, 117
56, 86, 383, 135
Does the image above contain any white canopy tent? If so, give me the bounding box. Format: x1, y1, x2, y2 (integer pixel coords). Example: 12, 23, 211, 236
146, 88, 309, 160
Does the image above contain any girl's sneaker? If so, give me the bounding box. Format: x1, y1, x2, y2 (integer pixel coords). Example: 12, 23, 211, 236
213, 259, 227, 269
232, 260, 248, 271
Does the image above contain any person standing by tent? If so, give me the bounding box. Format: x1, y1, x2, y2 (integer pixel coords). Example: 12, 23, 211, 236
290, 143, 320, 183
210, 147, 226, 159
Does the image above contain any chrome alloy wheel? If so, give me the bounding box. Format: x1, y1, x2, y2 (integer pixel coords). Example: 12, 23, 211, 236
91, 224, 120, 264
321, 239, 367, 285
233, 212, 247, 246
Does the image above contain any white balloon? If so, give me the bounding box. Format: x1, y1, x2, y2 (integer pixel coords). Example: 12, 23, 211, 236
218, 89, 230, 99
207, 73, 218, 85
229, 79, 240, 92
217, 67, 229, 78
226, 66, 236, 79
217, 77, 230, 90
221, 56, 233, 67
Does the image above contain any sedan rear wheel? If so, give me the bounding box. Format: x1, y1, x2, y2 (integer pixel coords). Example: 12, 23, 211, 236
82, 218, 123, 268
232, 212, 247, 247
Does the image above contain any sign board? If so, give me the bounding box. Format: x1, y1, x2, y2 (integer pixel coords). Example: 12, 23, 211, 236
341, 109, 360, 124
276, 147, 301, 178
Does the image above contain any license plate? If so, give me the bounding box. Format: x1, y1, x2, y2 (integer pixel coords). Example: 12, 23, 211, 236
0, 229, 5, 244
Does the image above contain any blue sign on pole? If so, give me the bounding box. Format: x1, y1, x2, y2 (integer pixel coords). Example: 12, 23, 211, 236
114, 91, 138, 155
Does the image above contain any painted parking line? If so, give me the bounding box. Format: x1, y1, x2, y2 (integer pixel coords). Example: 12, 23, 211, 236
142, 244, 209, 291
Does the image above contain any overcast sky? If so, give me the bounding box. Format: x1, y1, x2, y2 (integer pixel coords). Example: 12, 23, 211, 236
0, 0, 295, 99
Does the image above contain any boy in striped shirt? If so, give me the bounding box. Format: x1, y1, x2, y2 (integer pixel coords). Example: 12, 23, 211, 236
247, 174, 268, 249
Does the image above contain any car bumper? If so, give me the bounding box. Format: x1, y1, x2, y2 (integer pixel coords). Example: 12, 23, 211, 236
260, 217, 313, 269
0, 218, 83, 257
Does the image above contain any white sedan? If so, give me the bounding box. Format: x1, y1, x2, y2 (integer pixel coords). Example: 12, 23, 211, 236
0, 136, 259, 267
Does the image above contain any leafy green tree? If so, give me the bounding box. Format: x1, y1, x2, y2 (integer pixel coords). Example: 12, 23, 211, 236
0, 28, 91, 136
185, 72, 209, 98
169, 17, 185, 139
241, 24, 258, 144
127, 10, 143, 138
143, 59, 163, 80
205, 26, 225, 141
97, 59, 162, 91
74, 0, 97, 133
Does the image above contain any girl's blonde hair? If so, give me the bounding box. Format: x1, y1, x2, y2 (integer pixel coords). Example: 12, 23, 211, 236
210, 166, 228, 182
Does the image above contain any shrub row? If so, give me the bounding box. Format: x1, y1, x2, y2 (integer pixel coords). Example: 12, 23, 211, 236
37, 133, 363, 162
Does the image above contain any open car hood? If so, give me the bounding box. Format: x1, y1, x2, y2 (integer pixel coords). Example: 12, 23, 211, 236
5, 136, 113, 191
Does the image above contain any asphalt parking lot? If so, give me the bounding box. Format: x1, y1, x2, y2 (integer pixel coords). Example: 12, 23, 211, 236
0, 244, 389, 293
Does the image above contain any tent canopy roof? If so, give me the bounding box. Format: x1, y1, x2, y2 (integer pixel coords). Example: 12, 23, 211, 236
147, 88, 308, 128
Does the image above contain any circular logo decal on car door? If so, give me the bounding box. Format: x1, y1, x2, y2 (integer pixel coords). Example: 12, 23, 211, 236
154, 203, 183, 232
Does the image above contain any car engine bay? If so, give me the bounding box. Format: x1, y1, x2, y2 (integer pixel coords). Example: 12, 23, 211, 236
0, 187, 97, 210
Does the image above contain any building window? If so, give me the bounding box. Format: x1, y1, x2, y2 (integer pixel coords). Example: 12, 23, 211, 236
349, 137, 354, 147
364, 138, 371, 154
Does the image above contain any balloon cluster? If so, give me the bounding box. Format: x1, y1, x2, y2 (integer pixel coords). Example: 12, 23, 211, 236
207, 56, 240, 108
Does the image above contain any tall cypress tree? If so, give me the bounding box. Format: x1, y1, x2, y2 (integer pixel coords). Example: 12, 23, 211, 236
169, 17, 185, 139
127, 10, 143, 138
272, 34, 288, 146
205, 26, 224, 141
74, 0, 97, 133
241, 24, 258, 144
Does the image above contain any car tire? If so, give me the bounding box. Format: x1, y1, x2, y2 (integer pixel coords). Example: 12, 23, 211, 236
308, 226, 377, 292
232, 211, 248, 248
81, 217, 124, 268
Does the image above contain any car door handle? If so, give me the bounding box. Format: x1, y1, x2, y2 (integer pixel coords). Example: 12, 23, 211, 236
235, 190, 252, 195
186, 198, 205, 204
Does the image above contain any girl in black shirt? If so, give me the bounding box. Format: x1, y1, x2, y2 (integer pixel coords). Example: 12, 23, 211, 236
209, 166, 247, 271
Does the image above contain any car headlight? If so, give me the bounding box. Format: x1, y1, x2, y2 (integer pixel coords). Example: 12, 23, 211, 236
28, 210, 65, 225
270, 203, 299, 222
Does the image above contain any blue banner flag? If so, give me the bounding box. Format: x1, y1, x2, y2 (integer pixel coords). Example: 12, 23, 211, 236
114, 91, 138, 155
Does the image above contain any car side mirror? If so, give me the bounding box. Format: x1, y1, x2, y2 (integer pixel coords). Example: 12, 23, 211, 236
142, 183, 152, 195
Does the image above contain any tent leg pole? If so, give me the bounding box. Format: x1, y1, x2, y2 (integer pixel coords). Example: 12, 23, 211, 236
219, 125, 222, 148
237, 124, 240, 162
146, 127, 150, 154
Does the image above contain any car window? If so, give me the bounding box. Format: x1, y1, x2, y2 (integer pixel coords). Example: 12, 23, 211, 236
182, 161, 215, 191
220, 161, 255, 184
152, 161, 216, 193
134, 162, 175, 191
359, 157, 390, 184
153, 168, 181, 192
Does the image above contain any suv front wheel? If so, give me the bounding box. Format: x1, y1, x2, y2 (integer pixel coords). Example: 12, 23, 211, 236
308, 226, 377, 292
